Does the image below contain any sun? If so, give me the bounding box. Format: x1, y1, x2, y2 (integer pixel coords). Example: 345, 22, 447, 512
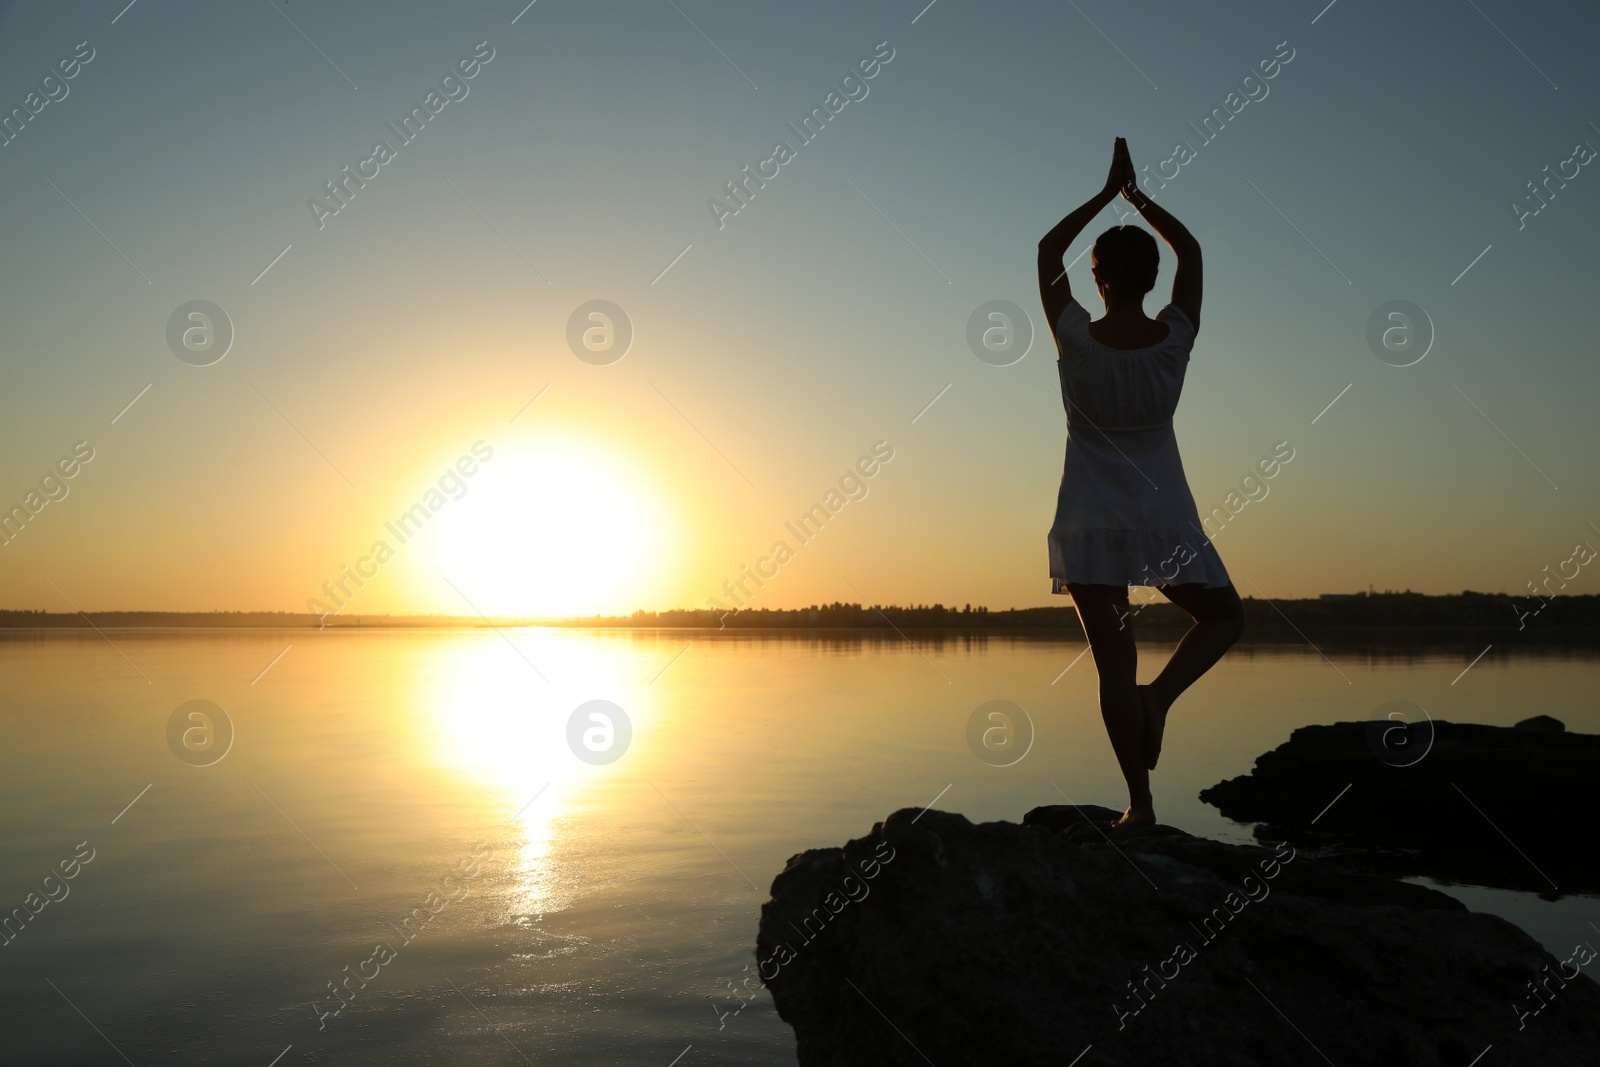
420, 434, 674, 619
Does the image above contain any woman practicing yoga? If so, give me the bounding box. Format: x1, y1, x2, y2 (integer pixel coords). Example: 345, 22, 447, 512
1038, 138, 1245, 829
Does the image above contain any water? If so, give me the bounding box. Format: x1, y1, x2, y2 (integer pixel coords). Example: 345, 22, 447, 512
1, 629, 1596, 1064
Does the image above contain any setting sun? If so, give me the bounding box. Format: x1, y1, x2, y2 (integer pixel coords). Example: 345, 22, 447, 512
419, 433, 676, 619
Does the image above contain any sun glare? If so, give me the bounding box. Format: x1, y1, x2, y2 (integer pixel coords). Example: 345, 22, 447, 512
422, 434, 673, 619
414, 633, 660, 915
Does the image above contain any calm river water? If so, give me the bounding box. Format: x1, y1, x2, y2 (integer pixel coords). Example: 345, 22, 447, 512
1, 629, 1594, 1064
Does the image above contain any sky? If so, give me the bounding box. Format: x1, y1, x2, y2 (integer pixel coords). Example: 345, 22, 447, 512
0, 0, 1596, 617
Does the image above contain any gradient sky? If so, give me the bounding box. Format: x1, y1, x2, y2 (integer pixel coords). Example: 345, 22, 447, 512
1, 0, 1597, 616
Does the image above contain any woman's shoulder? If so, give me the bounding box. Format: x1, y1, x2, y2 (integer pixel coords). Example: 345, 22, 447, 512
1156, 303, 1198, 349
1055, 298, 1092, 334
1157, 302, 1196, 333
1053, 299, 1093, 357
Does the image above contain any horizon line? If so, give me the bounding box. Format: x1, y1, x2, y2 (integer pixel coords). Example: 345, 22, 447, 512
0, 588, 1585, 624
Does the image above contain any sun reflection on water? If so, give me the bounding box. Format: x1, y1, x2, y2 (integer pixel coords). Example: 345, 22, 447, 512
416, 629, 657, 916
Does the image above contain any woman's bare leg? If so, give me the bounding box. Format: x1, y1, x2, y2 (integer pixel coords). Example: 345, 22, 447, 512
1143, 582, 1244, 768
1067, 583, 1152, 826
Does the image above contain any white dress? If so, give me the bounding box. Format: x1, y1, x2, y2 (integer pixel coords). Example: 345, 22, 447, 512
1047, 298, 1230, 592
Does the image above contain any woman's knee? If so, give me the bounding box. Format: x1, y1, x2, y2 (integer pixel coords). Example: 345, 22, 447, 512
1213, 587, 1245, 644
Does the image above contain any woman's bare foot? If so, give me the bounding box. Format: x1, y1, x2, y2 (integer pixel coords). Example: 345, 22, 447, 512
1139, 685, 1167, 770
1110, 800, 1156, 829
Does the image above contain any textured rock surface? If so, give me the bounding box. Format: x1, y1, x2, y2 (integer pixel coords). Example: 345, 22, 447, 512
1200, 717, 1600, 893
756, 805, 1600, 1066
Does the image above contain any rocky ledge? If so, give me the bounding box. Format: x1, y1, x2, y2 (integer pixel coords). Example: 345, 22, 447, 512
1200, 716, 1599, 894
756, 805, 1600, 1066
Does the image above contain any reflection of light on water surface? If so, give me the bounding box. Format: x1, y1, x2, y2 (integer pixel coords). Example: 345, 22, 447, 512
417, 631, 657, 916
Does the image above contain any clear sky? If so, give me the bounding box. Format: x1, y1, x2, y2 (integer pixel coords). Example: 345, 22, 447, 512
1, 0, 1596, 617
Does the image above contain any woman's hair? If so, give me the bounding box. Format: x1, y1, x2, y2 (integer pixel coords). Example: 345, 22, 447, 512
1092, 225, 1159, 298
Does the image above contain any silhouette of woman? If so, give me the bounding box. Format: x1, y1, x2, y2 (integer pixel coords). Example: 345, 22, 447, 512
1038, 138, 1245, 829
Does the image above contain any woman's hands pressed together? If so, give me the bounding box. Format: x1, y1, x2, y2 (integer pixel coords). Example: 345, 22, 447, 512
1104, 137, 1136, 200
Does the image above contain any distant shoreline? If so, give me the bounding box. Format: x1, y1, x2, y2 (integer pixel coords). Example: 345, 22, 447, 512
2, 592, 1596, 644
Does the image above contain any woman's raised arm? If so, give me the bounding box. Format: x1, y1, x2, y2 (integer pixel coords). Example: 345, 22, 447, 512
1119, 151, 1203, 331
1038, 138, 1129, 343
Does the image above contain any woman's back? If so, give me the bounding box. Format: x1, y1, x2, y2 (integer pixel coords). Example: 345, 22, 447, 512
1054, 299, 1197, 430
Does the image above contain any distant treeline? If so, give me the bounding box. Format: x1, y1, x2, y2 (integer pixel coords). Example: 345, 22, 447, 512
2, 592, 1597, 637
570, 592, 1600, 636
0, 611, 488, 629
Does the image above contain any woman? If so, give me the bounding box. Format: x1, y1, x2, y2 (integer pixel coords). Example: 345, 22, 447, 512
1037, 138, 1245, 829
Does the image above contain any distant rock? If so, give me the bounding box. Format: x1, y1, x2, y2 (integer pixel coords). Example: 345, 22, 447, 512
756, 805, 1600, 1066
1200, 717, 1600, 894
1515, 714, 1565, 733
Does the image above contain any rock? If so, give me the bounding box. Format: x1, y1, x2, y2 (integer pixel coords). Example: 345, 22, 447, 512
1515, 715, 1565, 733
756, 806, 1600, 1066
1199, 719, 1600, 894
